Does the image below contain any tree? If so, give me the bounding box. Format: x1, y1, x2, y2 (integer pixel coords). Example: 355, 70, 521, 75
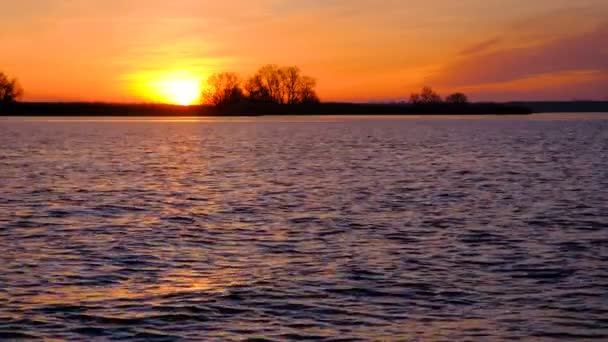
409, 93, 422, 104
445, 92, 469, 104
202, 72, 244, 106
409, 86, 442, 104
280, 66, 302, 105
244, 64, 319, 104
296, 76, 320, 104
244, 64, 284, 104
279, 66, 319, 104
203, 64, 320, 107
0, 72, 23, 103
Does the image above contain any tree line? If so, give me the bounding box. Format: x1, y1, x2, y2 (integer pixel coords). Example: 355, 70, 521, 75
2, 67, 472, 107
202, 64, 320, 106
409, 86, 469, 105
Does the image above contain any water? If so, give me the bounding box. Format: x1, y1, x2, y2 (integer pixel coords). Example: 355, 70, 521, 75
1, 114, 607, 341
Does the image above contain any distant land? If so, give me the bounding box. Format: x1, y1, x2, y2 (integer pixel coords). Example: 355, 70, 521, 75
1, 101, 608, 117
509, 101, 608, 113
3, 66, 607, 117
0, 101, 530, 116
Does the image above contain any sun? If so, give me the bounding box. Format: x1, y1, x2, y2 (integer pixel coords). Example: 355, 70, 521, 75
129, 70, 204, 105
157, 78, 201, 106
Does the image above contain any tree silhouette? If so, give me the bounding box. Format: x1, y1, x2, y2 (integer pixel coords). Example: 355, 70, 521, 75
244, 64, 319, 105
409, 86, 442, 104
445, 92, 469, 104
296, 75, 319, 104
200, 64, 321, 108
279, 66, 319, 104
0, 72, 23, 103
202, 72, 244, 106
281, 66, 301, 104
244, 64, 283, 104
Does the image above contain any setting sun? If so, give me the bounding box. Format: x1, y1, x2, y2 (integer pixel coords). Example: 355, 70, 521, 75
130, 71, 204, 105
157, 78, 201, 106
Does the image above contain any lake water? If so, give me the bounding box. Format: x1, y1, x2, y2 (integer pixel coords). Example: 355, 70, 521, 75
1, 114, 608, 341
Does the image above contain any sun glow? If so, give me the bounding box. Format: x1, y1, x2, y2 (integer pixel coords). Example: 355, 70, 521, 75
130, 70, 203, 105
156, 78, 201, 105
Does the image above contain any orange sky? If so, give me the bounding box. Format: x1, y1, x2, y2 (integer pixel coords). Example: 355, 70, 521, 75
1, 0, 607, 103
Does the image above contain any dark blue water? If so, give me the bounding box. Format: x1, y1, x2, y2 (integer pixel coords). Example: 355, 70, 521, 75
1, 114, 608, 341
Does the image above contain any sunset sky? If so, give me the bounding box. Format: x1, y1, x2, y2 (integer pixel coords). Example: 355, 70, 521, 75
2, 0, 607, 103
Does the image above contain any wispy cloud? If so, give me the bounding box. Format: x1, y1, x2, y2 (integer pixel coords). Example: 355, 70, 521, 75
429, 23, 608, 91
459, 38, 502, 56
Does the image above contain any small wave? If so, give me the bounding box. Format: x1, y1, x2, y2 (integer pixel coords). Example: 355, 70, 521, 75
0, 331, 38, 339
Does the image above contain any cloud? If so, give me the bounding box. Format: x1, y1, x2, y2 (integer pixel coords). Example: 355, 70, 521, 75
429, 23, 608, 89
455, 70, 608, 101
459, 38, 501, 56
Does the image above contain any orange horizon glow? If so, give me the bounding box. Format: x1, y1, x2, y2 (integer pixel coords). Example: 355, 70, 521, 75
1, 1, 607, 103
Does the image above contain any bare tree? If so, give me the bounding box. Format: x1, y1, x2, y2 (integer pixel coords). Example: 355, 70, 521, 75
280, 66, 301, 105
296, 76, 319, 104
244, 65, 284, 104
244, 74, 271, 103
202, 72, 244, 106
244, 65, 319, 104
0, 72, 24, 103
409, 93, 422, 104
445, 92, 469, 104
410, 86, 442, 104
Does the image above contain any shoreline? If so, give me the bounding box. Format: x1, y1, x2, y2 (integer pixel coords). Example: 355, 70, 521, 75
0, 102, 535, 116
2, 101, 608, 116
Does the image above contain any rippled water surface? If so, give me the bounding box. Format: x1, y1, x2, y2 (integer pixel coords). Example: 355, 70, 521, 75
1, 114, 608, 341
